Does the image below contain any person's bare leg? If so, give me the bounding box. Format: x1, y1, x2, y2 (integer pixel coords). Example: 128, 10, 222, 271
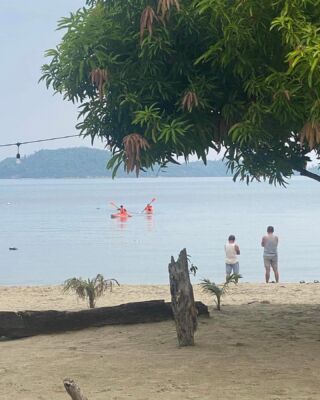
271, 258, 279, 283
265, 266, 270, 283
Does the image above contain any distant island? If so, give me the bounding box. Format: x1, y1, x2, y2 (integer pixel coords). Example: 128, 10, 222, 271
0, 147, 232, 178
1, 147, 317, 179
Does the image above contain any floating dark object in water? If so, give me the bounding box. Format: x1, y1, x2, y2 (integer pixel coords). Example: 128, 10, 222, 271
9, 247, 18, 251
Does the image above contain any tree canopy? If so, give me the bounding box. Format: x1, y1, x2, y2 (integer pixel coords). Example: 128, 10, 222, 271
41, 0, 320, 184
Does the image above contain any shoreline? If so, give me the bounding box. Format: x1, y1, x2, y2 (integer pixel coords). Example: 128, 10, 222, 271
1, 282, 319, 312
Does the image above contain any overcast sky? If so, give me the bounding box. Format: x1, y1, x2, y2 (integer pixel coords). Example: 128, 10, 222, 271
0, 0, 106, 161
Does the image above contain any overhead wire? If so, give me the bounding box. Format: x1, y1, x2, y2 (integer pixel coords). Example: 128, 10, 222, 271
0, 134, 81, 148
0, 134, 83, 162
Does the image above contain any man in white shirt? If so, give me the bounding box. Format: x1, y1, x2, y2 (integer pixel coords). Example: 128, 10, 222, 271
224, 235, 240, 281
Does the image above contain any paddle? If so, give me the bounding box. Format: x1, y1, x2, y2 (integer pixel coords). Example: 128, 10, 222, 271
110, 201, 120, 209
110, 201, 133, 217
141, 197, 156, 213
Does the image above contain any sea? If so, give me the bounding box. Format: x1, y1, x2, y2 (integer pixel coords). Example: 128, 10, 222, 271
0, 177, 319, 285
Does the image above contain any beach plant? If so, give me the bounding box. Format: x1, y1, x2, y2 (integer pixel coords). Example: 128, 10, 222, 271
63, 274, 120, 309
200, 274, 242, 311
187, 254, 198, 276
189, 264, 198, 277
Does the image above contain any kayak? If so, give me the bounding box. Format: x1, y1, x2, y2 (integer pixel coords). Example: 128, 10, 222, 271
111, 213, 132, 219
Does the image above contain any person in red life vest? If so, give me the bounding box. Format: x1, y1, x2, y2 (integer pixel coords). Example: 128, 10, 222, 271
118, 205, 128, 216
144, 204, 153, 213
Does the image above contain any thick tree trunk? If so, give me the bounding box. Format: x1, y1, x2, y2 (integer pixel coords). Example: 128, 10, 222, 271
168, 248, 198, 346
0, 300, 208, 339
64, 379, 88, 400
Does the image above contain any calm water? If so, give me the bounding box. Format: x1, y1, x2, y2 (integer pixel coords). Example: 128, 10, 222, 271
0, 177, 319, 285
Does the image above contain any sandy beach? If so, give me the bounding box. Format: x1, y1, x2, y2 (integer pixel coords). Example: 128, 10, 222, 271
0, 283, 320, 399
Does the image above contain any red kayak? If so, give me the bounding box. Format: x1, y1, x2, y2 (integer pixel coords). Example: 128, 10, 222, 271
111, 213, 132, 219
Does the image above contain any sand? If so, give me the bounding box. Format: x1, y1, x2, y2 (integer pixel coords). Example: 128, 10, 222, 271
0, 283, 320, 399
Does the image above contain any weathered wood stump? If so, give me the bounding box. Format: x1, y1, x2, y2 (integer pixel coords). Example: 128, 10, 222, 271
64, 379, 88, 400
168, 248, 197, 346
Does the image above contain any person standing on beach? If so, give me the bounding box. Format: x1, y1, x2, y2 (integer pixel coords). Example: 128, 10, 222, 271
225, 235, 240, 281
261, 226, 279, 283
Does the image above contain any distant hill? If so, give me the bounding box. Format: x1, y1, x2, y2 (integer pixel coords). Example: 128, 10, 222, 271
0, 147, 231, 178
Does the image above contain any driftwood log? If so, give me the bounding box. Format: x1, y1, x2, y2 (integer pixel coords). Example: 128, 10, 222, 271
0, 300, 208, 339
168, 248, 198, 346
64, 379, 88, 400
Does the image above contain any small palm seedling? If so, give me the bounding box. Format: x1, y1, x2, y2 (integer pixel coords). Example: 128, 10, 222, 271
187, 254, 198, 276
189, 264, 198, 276
200, 274, 242, 311
63, 274, 120, 309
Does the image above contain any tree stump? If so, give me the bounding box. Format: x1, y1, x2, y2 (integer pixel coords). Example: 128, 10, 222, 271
168, 248, 197, 346
64, 378, 88, 400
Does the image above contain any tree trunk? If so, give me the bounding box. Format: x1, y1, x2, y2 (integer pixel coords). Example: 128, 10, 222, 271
64, 379, 88, 400
295, 166, 320, 182
217, 296, 221, 311
89, 296, 95, 309
0, 300, 208, 339
168, 248, 197, 346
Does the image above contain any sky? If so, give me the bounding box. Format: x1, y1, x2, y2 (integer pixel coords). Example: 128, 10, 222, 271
0, 0, 106, 161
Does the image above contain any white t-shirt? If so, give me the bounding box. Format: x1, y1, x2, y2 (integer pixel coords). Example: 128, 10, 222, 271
225, 242, 238, 264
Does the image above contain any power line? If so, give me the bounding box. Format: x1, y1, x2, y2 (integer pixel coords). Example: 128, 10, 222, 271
0, 134, 81, 148
0, 133, 84, 164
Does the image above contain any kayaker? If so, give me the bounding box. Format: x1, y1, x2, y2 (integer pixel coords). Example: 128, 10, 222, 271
118, 205, 128, 216
144, 204, 153, 213
110, 202, 132, 218
141, 198, 156, 214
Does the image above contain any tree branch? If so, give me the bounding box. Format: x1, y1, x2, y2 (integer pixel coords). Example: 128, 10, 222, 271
295, 167, 320, 183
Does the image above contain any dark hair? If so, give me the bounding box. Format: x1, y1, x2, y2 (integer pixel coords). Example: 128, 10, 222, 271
120, 205, 123, 207
228, 235, 236, 241
267, 226, 274, 233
